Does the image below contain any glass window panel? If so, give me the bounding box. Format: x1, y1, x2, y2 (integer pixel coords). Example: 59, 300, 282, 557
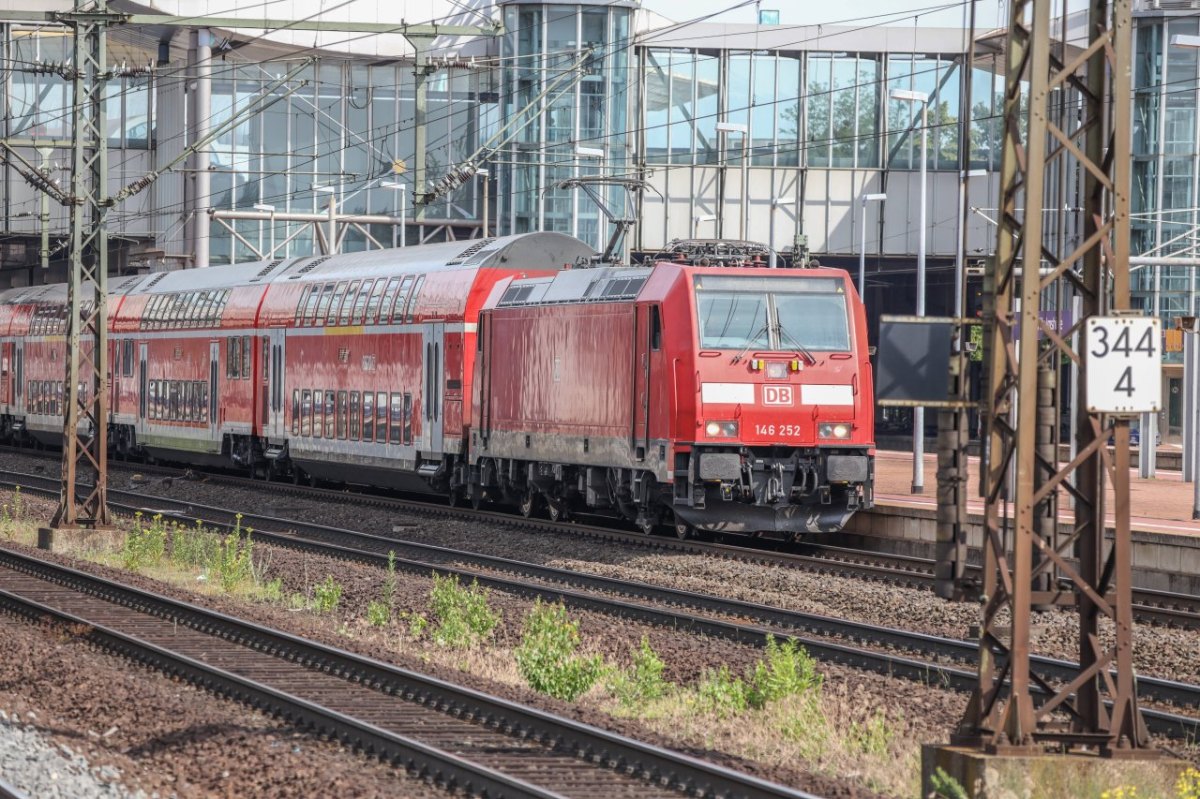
669, 52, 695, 165
857, 57, 880, 168
830, 56, 858, 168
644, 50, 670, 163
806, 54, 831, 167
932, 59, 960, 169
751, 53, 775, 166
887, 55, 916, 169
777, 55, 801, 167
695, 53, 719, 165
362, 391, 374, 441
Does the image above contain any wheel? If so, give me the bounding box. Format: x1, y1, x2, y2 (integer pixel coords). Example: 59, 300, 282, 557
519, 491, 538, 518
673, 515, 695, 540
547, 502, 570, 523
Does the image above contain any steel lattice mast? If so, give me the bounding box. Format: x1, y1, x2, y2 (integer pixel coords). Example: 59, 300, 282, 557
50, 0, 123, 530
962, 0, 1150, 752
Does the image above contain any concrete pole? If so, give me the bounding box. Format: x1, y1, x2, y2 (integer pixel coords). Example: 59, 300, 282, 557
912, 100, 929, 494
38, 148, 51, 271
1141, 265, 1162, 478
740, 133, 749, 241
770, 203, 777, 269
326, 196, 337, 255
189, 28, 212, 268
410, 35, 433, 227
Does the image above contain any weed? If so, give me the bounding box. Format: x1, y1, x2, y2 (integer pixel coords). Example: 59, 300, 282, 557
929, 767, 969, 799
313, 575, 343, 612
1100, 788, 1139, 799
429, 573, 499, 647
171, 520, 221, 569
848, 710, 892, 756
287, 592, 308, 611
215, 531, 255, 592
122, 512, 167, 571
694, 666, 749, 718
1180, 768, 1200, 799
515, 599, 603, 701
746, 636, 821, 709
609, 636, 671, 708
367, 600, 391, 627
403, 611, 429, 639
257, 577, 284, 603
12, 485, 23, 520
383, 551, 398, 608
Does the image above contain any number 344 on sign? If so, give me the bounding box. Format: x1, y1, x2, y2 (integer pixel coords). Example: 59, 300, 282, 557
1085, 316, 1162, 415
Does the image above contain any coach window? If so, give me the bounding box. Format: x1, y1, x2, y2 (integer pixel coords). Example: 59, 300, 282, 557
405, 276, 426, 323
326, 282, 349, 326
375, 391, 387, 442
651, 306, 662, 350
227, 338, 240, 378
310, 388, 322, 438
302, 285, 322, 326
122, 340, 134, 376
365, 279, 387, 324
323, 390, 335, 438
350, 280, 373, 325
336, 391, 348, 439
183, 382, 194, 421
349, 391, 361, 439
392, 276, 415, 323
338, 280, 361, 326
362, 392, 374, 441
262, 337, 269, 384
301, 390, 312, 436
389, 393, 402, 444
403, 393, 412, 445
291, 389, 300, 435
167, 381, 178, 420
147, 381, 157, 419
241, 336, 252, 379
314, 283, 336, 326
198, 381, 209, 422
294, 286, 312, 325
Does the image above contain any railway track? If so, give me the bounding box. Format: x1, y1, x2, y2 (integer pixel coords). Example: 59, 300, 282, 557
17, 441, 1200, 631
0, 545, 820, 799
0, 778, 27, 799
3, 469, 1199, 740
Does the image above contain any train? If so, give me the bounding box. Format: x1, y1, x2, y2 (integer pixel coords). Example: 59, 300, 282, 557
0, 231, 874, 539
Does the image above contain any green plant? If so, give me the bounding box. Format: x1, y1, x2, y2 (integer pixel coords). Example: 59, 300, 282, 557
848, 710, 892, 756
609, 636, 671, 708
214, 530, 255, 592
429, 573, 499, 647
171, 520, 221, 569
745, 636, 822, 709
313, 575, 343, 612
122, 512, 167, 570
12, 485, 24, 520
929, 767, 969, 799
515, 600, 603, 701
383, 551, 398, 607
403, 611, 429, 639
258, 577, 284, 603
694, 666, 749, 718
367, 599, 391, 627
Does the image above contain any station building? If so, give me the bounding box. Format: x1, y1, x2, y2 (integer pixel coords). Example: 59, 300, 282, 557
0, 0, 1194, 435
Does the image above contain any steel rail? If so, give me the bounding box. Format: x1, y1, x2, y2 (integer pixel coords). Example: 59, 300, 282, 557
0, 778, 28, 799
0, 546, 823, 799
2, 471, 1198, 737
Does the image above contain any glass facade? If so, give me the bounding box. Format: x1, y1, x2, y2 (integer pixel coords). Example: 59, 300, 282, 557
499, 2, 634, 249
1132, 18, 1200, 359
205, 58, 490, 265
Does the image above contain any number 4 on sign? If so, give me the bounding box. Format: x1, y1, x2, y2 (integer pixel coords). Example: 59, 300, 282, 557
1085, 317, 1162, 414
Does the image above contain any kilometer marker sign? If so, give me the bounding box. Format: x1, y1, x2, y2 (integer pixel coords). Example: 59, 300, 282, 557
1085, 316, 1162, 415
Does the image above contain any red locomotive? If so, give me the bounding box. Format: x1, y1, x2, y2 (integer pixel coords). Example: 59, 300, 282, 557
0, 232, 874, 539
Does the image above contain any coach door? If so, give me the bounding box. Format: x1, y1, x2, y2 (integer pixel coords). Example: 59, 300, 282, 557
266, 329, 285, 437
421, 323, 444, 452
0, 343, 11, 408
137, 343, 148, 433
209, 342, 219, 435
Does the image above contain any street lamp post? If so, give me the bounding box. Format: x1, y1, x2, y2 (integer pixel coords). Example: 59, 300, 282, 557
769, 197, 796, 268
716, 122, 749, 240
858, 193, 887, 296
890, 87, 930, 494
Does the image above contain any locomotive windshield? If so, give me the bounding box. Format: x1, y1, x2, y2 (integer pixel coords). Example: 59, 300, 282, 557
693, 275, 851, 352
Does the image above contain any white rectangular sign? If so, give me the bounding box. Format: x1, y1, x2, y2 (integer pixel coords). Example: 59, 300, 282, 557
1085, 316, 1161, 414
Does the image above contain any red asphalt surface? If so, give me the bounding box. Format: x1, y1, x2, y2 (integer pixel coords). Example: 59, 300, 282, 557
874, 448, 1200, 538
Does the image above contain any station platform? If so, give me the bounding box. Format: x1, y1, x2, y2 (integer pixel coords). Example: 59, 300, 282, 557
873, 448, 1200, 537
843, 449, 1200, 594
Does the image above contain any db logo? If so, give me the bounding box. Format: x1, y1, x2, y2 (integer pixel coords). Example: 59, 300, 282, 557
762, 385, 794, 406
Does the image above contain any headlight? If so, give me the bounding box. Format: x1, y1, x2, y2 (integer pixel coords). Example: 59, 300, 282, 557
819, 422, 852, 439
705, 420, 738, 437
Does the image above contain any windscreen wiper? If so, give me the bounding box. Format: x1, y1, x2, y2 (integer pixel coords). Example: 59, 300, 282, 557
731, 322, 770, 364
774, 322, 817, 365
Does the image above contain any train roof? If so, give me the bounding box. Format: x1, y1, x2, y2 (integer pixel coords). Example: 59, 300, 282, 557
0, 232, 595, 306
